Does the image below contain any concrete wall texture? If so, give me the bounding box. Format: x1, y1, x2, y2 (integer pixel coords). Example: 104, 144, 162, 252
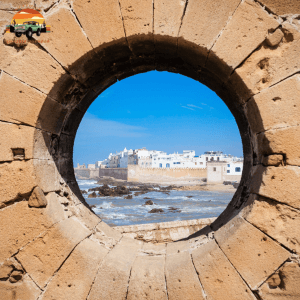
128, 165, 207, 182
1, 0, 300, 299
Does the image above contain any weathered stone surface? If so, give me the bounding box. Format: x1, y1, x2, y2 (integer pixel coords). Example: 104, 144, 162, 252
28, 186, 47, 208
250, 165, 300, 209
0, 11, 14, 35
89, 221, 122, 250
40, 7, 94, 82
96, 221, 122, 241
230, 23, 300, 102
16, 217, 91, 288
1, 1, 300, 299
0, 274, 41, 300
127, 255, 168, 300
257, 126, 300, 165
0, 160, 35, 207
259, 262, 300, 299
0, 0, 34, 10
262, 154, 284, 166
192, 240, 256, 300
41, 238, 108, 300
0, 122, 33, 162
259, 0, 300, 15
71, 203, 100, 230
165, 251, 205, 300
207, 0, 279, 81
178, 0, 241, 68
246, 74, 300, 133
266, 28, 284, 47
166, 240, 189, 255
0, 199, 65, 263
215, 216, 290, 289
88, 237, 143, 300
33, 159, 61, 193
243, 197, 300, 254
45, 192, 67, 223
73, 0, 125, 48
119, 0, 154, 55
116, 218, 214, 243
9, 270, 23, 283
0, 35, 73, 102
0, 261, 14, 280
0, 73, 67, 135
154, 0, 186, 55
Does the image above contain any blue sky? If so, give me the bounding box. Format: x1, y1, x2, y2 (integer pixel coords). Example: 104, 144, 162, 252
73, 71, 243, 165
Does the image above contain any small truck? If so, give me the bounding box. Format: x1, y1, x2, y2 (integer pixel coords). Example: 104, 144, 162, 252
14, 21, 42, 38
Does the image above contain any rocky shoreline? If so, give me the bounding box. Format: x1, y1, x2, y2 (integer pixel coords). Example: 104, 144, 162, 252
80, 176, 238, 214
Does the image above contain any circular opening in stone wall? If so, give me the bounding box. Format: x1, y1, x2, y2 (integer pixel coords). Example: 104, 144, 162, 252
73, 71, 243, 227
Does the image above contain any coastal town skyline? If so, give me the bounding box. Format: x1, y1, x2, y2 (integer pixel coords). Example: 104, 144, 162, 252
76, 148, 243, 169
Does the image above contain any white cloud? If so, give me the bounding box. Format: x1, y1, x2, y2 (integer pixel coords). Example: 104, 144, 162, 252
187, 104, 203, 109
181, 106, 194, 111
76, 112, 148, 138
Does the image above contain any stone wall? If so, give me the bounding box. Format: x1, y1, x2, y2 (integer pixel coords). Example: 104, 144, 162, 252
74, 168, 99, 179
99, 168, 128, 180
1, 0, 300, 299
115, 218, 216, 243
128, 165, 207, 182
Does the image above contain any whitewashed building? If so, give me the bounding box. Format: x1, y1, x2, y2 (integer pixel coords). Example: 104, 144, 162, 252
151, 150, 242, 169
207, 160, 244, 183
98, 148, 243, 171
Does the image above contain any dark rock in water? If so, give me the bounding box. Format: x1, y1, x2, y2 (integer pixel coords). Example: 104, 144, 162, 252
89, 184, 130, 197
124, 195, 133, 199
100, 207, 103, 209
80, 190, 87, 194
168, 207, 181, 213
160, 185, 175, 191
88, 192, 97, 198
149, 208, 164, 213
223, 181, 233, 185
233, 182, 239, 189
186, 195, 193, 198
134, 191, 147, 196
90, 204, 96, 208
143, 197, 151, 199
145, 200, 154, 205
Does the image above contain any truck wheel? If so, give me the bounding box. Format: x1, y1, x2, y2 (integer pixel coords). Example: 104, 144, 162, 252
26, 29, 32, 39
36, 28, 41, 36
15, 32, 22, 37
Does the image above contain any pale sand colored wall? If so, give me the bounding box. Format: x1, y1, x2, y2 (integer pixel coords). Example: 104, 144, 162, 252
128, 165, 207, 182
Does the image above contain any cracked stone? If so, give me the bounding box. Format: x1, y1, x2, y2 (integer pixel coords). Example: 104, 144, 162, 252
9, 270, 23, 283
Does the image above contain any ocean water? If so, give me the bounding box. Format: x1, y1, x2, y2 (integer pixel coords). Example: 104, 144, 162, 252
78, 179, 234, 226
